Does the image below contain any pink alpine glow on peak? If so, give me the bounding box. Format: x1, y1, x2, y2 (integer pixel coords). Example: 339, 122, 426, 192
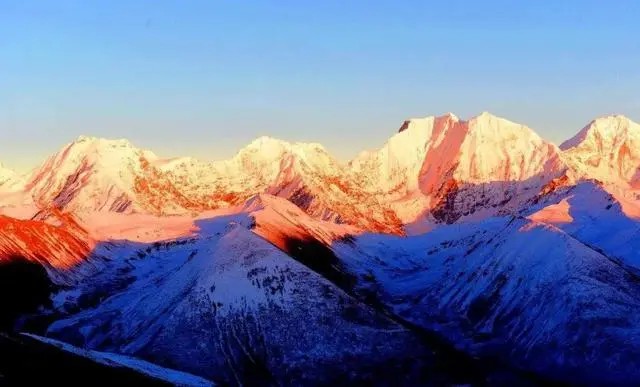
0, 111, 639, 233
561, 115, 640, 188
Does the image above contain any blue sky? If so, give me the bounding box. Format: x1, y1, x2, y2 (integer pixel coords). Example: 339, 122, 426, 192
1, 1, 639, 170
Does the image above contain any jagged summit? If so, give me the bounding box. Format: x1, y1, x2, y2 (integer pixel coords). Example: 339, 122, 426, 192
397, 111, 529, 135
2, 111, 640, 230
351, 111, 566, 222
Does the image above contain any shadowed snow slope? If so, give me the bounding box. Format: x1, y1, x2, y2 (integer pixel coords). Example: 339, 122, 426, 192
334, 215, 640, 385
527, 180, 640, 270
24, 334, 215, 386
45, 213, 437, 385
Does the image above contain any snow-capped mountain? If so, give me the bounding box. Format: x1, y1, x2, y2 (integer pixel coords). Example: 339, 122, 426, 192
14, 135, 402, 233
561, 115, 640, 188
161, 136, 403, 233
5, 111, 640, 384
12, 111, 638, 233
4, 111, 640, 233
23, 136, 210, 217
45, 211, 436, 385
351, 112, 567, 224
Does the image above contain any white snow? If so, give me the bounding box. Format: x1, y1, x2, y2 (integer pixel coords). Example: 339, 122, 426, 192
1, 111, 640, 385
561, 115, 640, 188
4, 111, 640, 233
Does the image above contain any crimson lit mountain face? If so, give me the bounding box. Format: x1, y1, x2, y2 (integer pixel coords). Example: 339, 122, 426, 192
2, 112, 640, 385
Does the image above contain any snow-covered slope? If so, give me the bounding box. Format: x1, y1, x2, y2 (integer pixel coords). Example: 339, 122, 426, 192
24, 136, 208, 217
0, 163, 33, 218
7, 111, 640, 232
527, 180, 640, 270
243, 193, 358, 247
334, 215, 640, 385
16, 135, 401, 233
161, 137, 403, 233
0, 163, 24, 190
351, 112, 567, 224
23, 334, 215, 386
350, 114, 458, 199
45, 212, 432, 385
561, 115, 640, 188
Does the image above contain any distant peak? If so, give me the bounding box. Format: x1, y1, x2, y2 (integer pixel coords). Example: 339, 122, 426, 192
245, 136, 289, 149
398, 112, 516, 133
58, 135, 160, 162
75, 135, 97, 143
468, 112, 526, 130
472, 111, 504, 121
71, 135, 136, 148
560, 115, 640, 151
589, 114, 632, 126
244, 136, 327, 153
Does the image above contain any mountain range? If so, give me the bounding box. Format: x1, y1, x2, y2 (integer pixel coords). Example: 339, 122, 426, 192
4, 113, 640, 227
2, 112, 640, 385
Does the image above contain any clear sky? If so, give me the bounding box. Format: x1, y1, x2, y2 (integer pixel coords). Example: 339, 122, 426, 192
1, 1, 639, 171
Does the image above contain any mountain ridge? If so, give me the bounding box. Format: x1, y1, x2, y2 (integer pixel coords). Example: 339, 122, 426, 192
4, 112, 640, 385
1, 112, 640, 231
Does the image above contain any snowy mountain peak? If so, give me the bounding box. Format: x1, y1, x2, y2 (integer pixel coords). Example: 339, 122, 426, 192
69, 136, 161, 163
560, 115, 640, 187
243, 136, 327, 154
560, 115, 639, 151
21, 135, 183, 215
0, 163, 16, 185
351, 111, 566, 223
469, 111, 522, 129
9, 111, 640, 231
0, 162, 25, 191
72, 135, 138, 149
246, 135, 286, 148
